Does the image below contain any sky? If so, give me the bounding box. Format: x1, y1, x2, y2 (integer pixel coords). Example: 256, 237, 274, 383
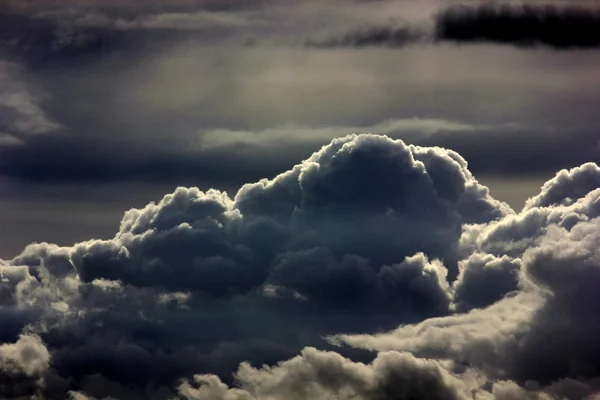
1, 1, 600, 399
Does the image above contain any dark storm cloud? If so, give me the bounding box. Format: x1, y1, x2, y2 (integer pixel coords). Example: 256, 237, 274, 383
435, 3, 600, 49
0, 135, 512, 399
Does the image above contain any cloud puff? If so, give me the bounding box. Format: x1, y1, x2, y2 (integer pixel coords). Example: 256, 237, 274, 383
524, 163, 600, 209
0, 334, 50, 399
451, 252, 521, 312
0, 334, 50, 376
177, 347, 472, 400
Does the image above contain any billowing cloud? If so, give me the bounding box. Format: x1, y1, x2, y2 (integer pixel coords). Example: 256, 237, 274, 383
0, 334, 50, 376
2, 3, 600, 397
0, 134, 514, 398
329, 162, 600, 399
0, 333, 50, 398
1, 135, 600, 398
176, 348, 474, 400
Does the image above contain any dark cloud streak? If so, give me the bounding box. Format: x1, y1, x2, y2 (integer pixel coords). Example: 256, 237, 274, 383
435, 4, 600, 49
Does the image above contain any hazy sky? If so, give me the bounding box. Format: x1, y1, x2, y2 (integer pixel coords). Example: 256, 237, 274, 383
1, 1, 600, 399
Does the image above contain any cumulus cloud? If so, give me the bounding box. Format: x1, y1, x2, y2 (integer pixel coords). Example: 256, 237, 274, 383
328, 160, 600, 398
0, 334, 50, 376
524, 163, 600, 209
0, 134, 517, 398
1, 130, 600, 399
0, 334, 50, 399
451, 252, 521, 312
176, 348, 473, 400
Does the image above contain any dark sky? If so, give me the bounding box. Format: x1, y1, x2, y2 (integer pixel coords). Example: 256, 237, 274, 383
1, 1, 600, 399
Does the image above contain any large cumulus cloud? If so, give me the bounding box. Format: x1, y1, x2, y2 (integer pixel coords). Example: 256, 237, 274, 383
3, 134, 600, 399
0, 134, 512, 399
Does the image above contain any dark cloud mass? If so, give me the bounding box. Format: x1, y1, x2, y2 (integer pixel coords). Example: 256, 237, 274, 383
435, 4, 600, 49
1, 135, 508, 398
0, 134, 600, 399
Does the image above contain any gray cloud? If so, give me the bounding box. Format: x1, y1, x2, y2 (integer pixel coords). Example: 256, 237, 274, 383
0, 62, 60, 139
330, 161, 600, 398
4, 3, 600, 191
0, 134, 511, 398
436, 3, 600, 49
451, 252, 521, 312
0, 334, 50, 376
1, 136, 600, 398
305, 24, 427, 48
9, 1, 600, 55
176, 348, 472, 400
0, 333, 50, 399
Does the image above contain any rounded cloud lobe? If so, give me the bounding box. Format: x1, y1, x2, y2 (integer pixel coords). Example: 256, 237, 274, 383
1, 134, 600, 399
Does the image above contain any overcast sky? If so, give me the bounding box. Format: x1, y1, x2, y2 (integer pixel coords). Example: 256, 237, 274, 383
1, 1, 600, 399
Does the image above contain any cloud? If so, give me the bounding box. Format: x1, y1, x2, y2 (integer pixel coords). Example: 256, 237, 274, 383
2, 2, 600, 399
451, 252, 521, 312
0, 334, 50, 376
435, 4, 600, 49
4, 3, 600, 192
113, 10, 267, 31
1, 135, 600, 398
305, 24, 427, 48
0, 334, 50, 398
1, 116, 598, 192
524, 163, 600, 209
0, 134, 513, 398
327, 161, 600, 398
0, 62, 61, 138
176, 348, 472, 400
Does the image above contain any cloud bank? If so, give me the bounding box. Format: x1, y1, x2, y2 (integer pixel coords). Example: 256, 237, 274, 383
0, 135, 599, 399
